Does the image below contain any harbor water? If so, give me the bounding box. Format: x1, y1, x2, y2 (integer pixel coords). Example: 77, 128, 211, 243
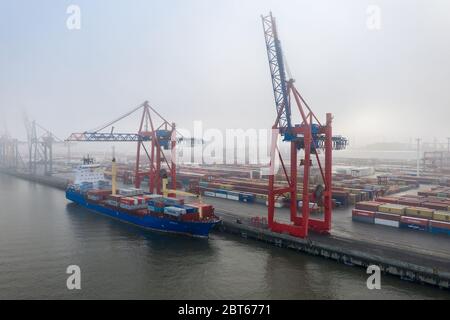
0, 173, 448, 299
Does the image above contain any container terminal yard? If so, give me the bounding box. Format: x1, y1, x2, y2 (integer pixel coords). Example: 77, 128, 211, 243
1, 2, 450, 300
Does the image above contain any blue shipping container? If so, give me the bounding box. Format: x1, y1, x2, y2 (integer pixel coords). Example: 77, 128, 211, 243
214, 189, 228, 195
429, 226, 450, 236
333, 196, 348, 206
400, 223, 428, 232
148, 205, 164, 213
239, 193, 255, 203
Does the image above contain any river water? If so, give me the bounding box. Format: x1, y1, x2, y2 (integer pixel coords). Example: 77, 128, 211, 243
0, 174, 448, 299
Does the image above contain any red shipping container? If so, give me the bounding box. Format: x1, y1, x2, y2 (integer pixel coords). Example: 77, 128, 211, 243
352, 209, 375, 218
375, 196, 398, 204
189, 203, 214, 216
421, 202, 448, 211
429, 220, 450, 230
120, 197, 135, 205
396, 198, 422, 206
400, 216, 429, 226
375, 212, 401, 221
135, 197, 145, 204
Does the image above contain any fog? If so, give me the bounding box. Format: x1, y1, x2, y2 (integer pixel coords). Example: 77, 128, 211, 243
1, 0, 449, 148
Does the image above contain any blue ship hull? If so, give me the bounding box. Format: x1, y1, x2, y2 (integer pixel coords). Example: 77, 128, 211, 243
66, 190, 219, 238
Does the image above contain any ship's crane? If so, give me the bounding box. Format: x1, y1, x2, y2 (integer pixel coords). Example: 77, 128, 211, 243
261, 12, 347, 238
66, 101, 201, 195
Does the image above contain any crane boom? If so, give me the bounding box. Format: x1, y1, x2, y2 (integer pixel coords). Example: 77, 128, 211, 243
261, 12, 292, 136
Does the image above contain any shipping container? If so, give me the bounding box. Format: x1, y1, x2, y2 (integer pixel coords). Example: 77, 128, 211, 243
226, 191, 240, 201
396, 198, 423, 207
375, 196, 398, 204
429, 220, 450, 235
148, 205, 164, 213
203, 190, 215, 197
433, 210, 450, 222
421, 202, 448, 211
400, 216, 429, 232
164, 206, 186, 216
215, 191, 228, 199
239, 192, 255, 203
183, 205, 199, 214
375, 211, 401, 221
162, 197, 184, 206
374, 218, 399, 228
352, 209, 375, 224
187, 203, 214, 216
355, 201, 384, 212
429, 220, 450, 230
378, 204, 407, 215
405, 207, 434, 219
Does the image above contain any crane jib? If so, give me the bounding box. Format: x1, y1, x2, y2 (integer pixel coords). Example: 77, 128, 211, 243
262, 13, 292, 133
274, 38, 291, 129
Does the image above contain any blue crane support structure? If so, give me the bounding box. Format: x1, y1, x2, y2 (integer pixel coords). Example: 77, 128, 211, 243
262, 12, 347, 238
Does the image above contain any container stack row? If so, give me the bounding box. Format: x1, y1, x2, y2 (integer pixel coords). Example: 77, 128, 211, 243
352, 200, 450, 236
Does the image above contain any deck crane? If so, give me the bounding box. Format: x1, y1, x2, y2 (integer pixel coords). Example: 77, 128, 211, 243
261, 12, 347, 238
67, 101, 201, 195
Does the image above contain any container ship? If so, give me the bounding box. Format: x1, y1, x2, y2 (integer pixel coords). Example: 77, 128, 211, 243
66, 157, 220, 238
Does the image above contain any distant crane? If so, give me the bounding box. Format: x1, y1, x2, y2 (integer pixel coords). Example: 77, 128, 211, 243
23, 117, 69, 175
261, 12, 347, 238
0, 133, 22, 170
66, 100, 201, 194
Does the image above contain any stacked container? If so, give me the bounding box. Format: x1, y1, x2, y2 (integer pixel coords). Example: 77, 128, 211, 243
374, 212, 400, 228
105, 194, 122, 207
118, 188, 144, 197
148, 199, 165, 213
429, 220, 450, 235
162, 197, 184, 206
400, 216, 429, 231
164, 206, 187, 217
354, 198, 450, 236
352, 209, 375, 224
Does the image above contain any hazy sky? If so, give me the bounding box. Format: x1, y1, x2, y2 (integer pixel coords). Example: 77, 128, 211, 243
1, 0, 449, 146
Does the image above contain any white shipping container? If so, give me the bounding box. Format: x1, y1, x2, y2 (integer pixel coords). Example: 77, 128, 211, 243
215, 193, 228, 199
204, 191, 215, 197
227, 195, 239, 201
374, 218, 399, 228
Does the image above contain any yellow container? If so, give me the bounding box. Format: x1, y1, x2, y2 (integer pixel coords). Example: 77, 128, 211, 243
433, 211, 450, 222
378, 204, 406, 215
405, 207, 434, 218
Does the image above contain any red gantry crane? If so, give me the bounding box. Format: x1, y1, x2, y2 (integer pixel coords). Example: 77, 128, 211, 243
261, 12, 347, 238
67, 101, 200, 195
